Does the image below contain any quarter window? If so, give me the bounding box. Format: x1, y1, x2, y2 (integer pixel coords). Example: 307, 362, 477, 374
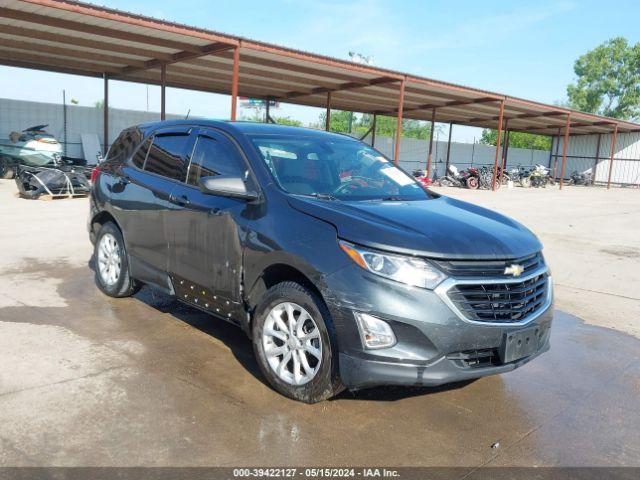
187, 135, 246, 186
131, 137, 151, 169
144, 134, 190, 181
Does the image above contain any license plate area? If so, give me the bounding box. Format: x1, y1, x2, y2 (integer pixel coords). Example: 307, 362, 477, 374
500, 326, 540, 363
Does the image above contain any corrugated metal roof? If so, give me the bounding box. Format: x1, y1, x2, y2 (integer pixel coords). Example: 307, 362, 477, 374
0, 0, 638, 135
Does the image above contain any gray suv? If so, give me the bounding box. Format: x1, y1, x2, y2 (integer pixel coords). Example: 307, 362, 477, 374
88, 120, 553, 403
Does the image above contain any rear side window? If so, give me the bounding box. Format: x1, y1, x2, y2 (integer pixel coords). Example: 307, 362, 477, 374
144, 134, 190, 181
186, 135, 246, 186
106, 129, 142, 163
131, 137, 151, 169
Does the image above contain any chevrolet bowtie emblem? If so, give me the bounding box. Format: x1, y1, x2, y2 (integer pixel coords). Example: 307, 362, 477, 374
504, 264, 524, 277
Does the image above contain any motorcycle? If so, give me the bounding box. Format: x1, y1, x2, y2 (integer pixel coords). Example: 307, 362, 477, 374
568, 170, 593, 186
527, 164, 552, 188
437, 165, 478, 189
478, 165, 502, 190
0, 125, 63, 179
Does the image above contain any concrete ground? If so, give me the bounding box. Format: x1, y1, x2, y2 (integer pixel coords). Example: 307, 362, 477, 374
0, 179, 639, 468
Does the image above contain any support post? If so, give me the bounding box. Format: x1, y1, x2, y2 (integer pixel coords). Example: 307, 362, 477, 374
552, 128, 561, 179
103, 73, 108, 156
325, 92, 331, 131
393, 79, 406, 165
160, 63, 166, 121
230, 46, 240, 121
592, 133, 602, 180
426, 108, 436, 177
371, 114, 377, 147
265, 98, 270, 123
559, 114, 571, 189
491, 100, 505, 191
606, 124, 619, 189
501, 120, 509, 172
445, 122, 453, 174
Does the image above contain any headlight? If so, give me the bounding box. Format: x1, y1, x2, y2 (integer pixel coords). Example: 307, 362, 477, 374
339, 240, 446, 289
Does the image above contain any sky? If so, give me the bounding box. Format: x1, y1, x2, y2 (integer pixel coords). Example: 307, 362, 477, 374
1, 0, 639, 142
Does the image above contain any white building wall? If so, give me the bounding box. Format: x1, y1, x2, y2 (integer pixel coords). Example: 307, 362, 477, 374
554, 131, 640, 186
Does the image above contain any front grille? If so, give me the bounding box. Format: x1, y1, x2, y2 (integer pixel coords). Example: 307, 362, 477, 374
432, 253, 543, 278
447, 273, 549, 323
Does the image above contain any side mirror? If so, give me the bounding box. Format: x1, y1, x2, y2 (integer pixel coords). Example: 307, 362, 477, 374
198, 175, 259, 201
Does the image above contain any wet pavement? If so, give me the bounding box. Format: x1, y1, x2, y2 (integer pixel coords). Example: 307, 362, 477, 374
1, 259, 639, 467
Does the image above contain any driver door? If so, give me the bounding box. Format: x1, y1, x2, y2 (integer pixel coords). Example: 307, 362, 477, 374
165, 128, 252, 319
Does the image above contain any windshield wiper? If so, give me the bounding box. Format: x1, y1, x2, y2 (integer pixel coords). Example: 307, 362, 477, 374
309, 192, 337, 200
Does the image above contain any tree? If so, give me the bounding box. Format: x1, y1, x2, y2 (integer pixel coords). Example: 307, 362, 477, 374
241, 113, 302, 126
314, 111, 438, 139
480, 129, 551, 151
567, 37, 640, 120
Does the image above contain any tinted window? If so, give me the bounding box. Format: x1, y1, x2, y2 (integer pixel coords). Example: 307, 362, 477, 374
186, 135, 246, 186
131, 137, 151, 169
106, 128, 142, 163
144, 134, 190, 181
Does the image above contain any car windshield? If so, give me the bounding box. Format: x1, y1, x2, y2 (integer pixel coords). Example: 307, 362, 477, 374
249, 135, 431, 201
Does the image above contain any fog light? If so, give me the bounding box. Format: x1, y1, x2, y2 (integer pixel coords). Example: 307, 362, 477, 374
354, 312, 396, 350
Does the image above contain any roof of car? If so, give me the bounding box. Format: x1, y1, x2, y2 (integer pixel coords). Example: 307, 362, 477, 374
137, 119, 357, 141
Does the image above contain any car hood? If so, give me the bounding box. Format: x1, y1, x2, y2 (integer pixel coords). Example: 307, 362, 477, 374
287, 195, 542, 259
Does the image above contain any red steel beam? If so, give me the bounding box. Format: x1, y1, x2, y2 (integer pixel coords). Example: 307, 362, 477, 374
552, 128, 561, 179
393, 79, 406, 165
283, 77, 398, 100
559, 114, 571, 189
230, 46, 240, 121
606, 124, 619, 189
426, 108, 436, 177
491, 100, 505, 191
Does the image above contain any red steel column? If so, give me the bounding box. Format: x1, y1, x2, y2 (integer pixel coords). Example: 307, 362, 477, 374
491, 100, 505, 191
325, 92, 331, 131
371, 113, 377, 146
445, 122, 453, 173
103, 73, 108, 156
606, 124, 619, 189
160, 64, 166, 121
393, 79, 406, 165
230, 46, 240, 121
592, 133, 602, 180
426, 108, 436, 177
552, 127, 561, 179
559, 114, 571, 189
501, 120, 509, 172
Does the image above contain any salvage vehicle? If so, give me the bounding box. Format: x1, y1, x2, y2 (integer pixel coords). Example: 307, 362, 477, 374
88, 121, 553, 403
0, 125, 63, 178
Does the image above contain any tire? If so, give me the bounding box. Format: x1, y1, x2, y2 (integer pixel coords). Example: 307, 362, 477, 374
500, 174, 509, 186
252, 281, 344, 403
466, 176, 479, 189
0, 157, 15, 179
520, 176, 531, 188
94, 221, 141, 298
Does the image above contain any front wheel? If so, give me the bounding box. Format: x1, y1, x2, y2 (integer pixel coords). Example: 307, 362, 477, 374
466, 176, 479, 189
252, 282, 343, 403
94, 221, 141, 298
520, 176, 531, 188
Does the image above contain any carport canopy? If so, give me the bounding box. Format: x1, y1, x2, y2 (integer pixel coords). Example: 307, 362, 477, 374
1, 0, 639, 189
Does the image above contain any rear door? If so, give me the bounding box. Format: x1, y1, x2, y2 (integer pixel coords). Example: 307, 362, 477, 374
165, 128, 253, 318
118, 127, 193, 285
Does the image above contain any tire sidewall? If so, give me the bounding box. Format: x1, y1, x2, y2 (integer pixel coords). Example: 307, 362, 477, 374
252, 283, 339, 403
94, 222, 131, 297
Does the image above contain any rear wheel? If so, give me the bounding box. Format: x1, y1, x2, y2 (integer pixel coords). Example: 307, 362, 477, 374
252, 282, 343, 403
0, 157, 15, 179
94, 221, 141, 298
466, 176, 479, 189
520, 176, 531, 188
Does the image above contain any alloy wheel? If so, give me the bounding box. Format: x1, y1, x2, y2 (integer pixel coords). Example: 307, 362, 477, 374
262, 302, 323, 386
97, 233, 121, 286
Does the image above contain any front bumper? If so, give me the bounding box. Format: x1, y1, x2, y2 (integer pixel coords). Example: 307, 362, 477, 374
321, 264, 553, 390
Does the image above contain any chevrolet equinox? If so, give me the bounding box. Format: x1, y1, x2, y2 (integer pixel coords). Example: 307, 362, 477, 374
88, 120, 553, 403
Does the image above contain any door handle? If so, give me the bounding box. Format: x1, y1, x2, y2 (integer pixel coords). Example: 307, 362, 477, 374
170, 193, 190, 206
